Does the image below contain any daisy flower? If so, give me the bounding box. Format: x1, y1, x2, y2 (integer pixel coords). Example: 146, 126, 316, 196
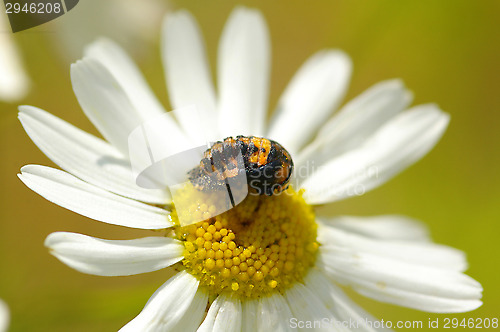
18, 7, 482, 331
0, 299, 8, 332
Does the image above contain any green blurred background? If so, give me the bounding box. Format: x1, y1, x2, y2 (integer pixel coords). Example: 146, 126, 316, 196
1, 0, 499, 330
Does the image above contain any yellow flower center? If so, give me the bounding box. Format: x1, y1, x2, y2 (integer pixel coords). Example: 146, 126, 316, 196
172, 184, 318, 299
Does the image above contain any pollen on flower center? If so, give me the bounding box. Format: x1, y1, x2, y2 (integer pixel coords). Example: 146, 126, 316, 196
172, 184, 318, 299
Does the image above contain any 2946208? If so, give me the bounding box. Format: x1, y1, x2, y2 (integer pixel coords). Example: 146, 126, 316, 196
443, 317, 498, 328
5, 2, 62, 14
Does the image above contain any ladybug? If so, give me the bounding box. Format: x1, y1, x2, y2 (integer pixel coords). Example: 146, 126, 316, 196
188, 136, 293, 196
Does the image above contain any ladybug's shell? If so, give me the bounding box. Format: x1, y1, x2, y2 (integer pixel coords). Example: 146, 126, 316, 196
188, 136, 293, 196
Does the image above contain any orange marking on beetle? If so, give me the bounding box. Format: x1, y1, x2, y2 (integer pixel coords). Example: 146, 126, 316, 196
188, 136, 294, 196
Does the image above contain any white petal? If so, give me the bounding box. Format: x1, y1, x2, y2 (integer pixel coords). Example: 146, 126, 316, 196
357, 287, 482, 314
243, 296, 295, 332
18, 165, 172, 229
45, 232, 183, 276
285, 282, 334, 331
198, 293, 242, 332
84, 38, 168, 121
296, 79, 412, 178
18, 105, 169, 204
120, 271, 208, 331
302, 104, 450, 204
305, 270, 389, 332
0, 13, 29, 102
258, 294, 295, 332
218, 7, 271, 137
318, 222, 467, 272
71, 57, 186, 155
318, 246, 483, 313
241, 299, 258, 332
321, 215, 430, 242
0, 299, 9, 332
162, 11, 218, 142
268, 50, 352, 154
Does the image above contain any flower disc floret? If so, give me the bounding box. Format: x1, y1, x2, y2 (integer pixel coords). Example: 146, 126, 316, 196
173, 185, 318, 299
